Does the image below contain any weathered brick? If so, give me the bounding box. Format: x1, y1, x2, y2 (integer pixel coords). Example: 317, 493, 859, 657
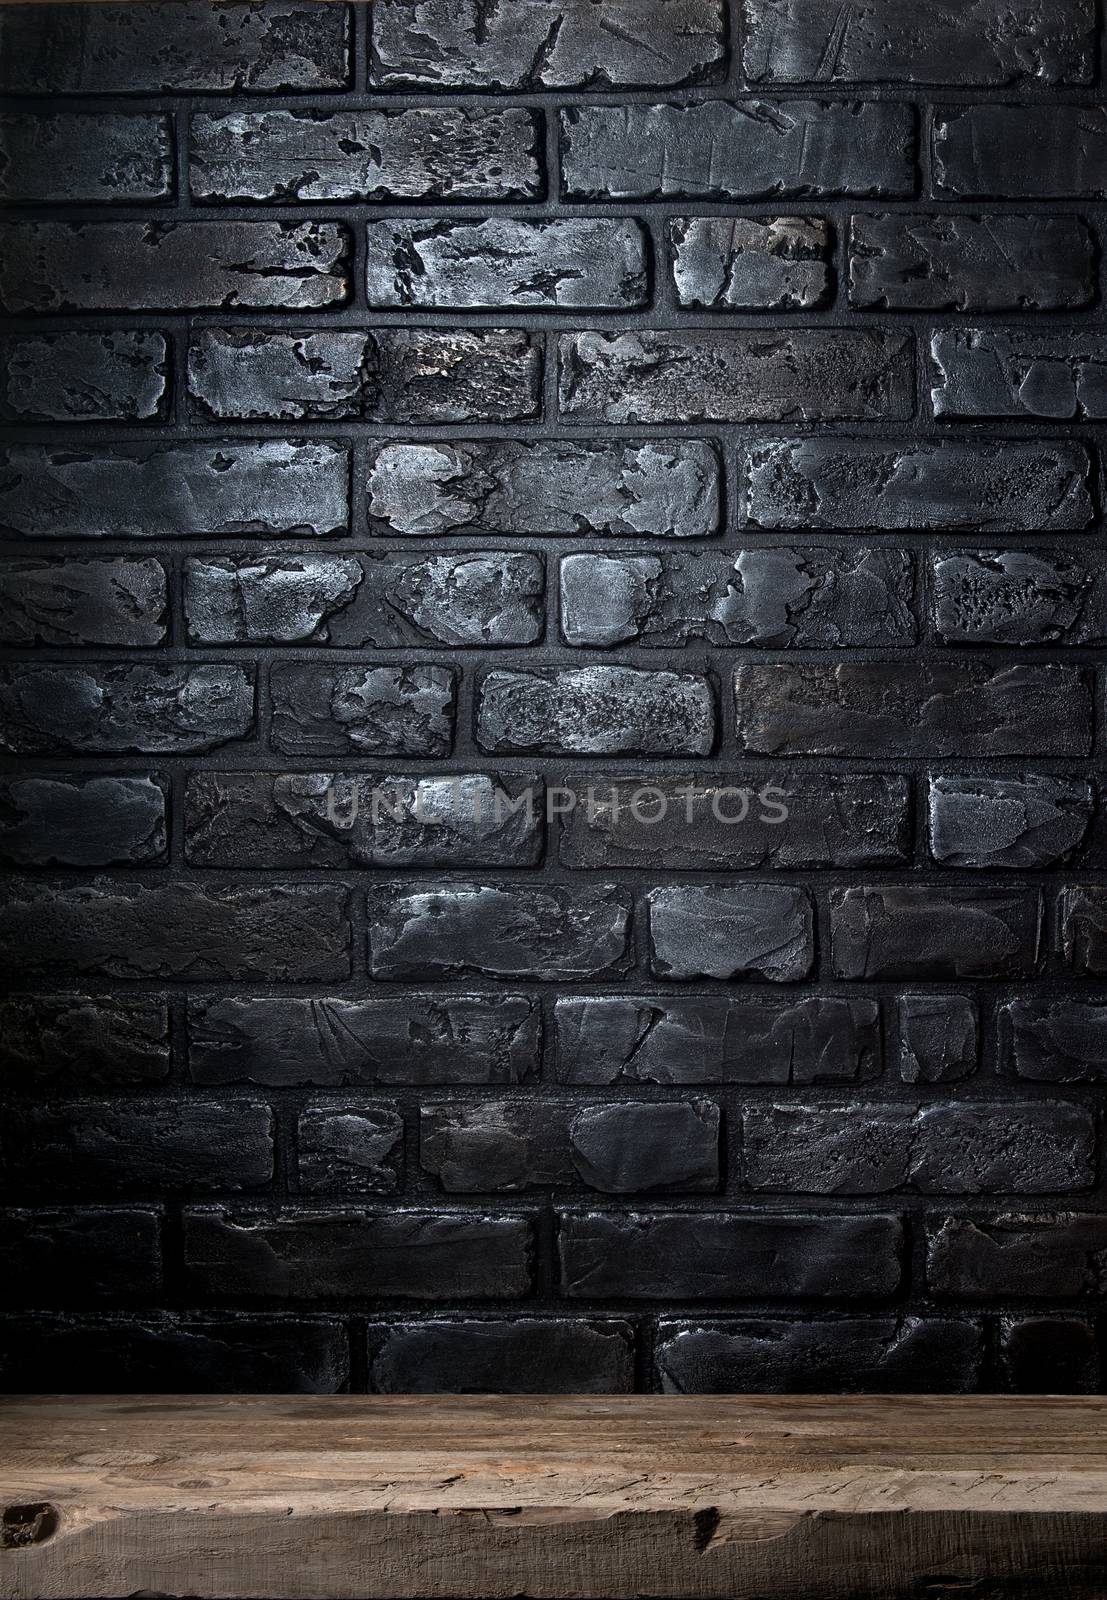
0, 3, 351, 94
0, 994, 169, 1089
741, 0, 1093, 84
558, 1211, 903, 1299
184, 555, 361, 644
648, 883, 813, 983
742, 439, 1092, 531
368, 440, 720, 539
928, 775, 1092, 869
0, 774, 167, 867
0, 558, 167, 646
0, 441, 348, 541
297, 1102, 404, 1195
0, 221, 349, 314
369, 0, 726, 90
830, 886, 1042, 980
933, 106, 1107, 198
931, 551, 1107, 646
997, 1317, 1099, 1393
896, 995, 978, 1084
558, 549, 915, 648
560, 101, 914, 200
269, 665, 456, 758
554, 995, 881, 1085
735, 662, 1091, 757
368, 1319, 635, 1394
478, 667, 716, 756
931, 330, 1107, 421
184, 1207, 534, 1300
849, 214, 1094, 311
0, 1208, 162, 1305
0, 333, 168, 424
669, 216, 831, 310
365, 218, 646, 310
0, 880, 350, 982
0, 113, 172, 203
191, 108, 542, 202
368, 882, 630, 982
189, 994, 539, 1087
1060, 887, 1107, 975
927, 1214, 1107, 1299
999, 998, 1107, 1083
0, 664, 254, 756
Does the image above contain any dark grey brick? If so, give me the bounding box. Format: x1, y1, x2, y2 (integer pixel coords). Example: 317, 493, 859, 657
184, 556, 362, 645
570, 1101, 720, 1194
189, 994, 540, 1087
560, 101, 914, 200
0, 3, 351, 94
0, 113, 172, 203
0, 333, 168, 424
669, 216, 831, 310
647, 883, 813, 982
1000, 998, 1107, 1083
0, 441, 348, 540
191, 108, 541, 202
559, 549, 915, 648
269, 665, 456, 758
554, 995, 881, 1086
184, 1207, 534, 1300
478, 667, 716, 756
931, 551, 1107, 646
933, 106, 1107, 198
368, 440, 719, 540
0, 664, 254, 756
931, 329, 1107, 420
368, 882, 631, 982
0, 994, 169, 1088
928, 775, 1092, 868
0, 880, 350, 982
997, 1316, 1100, 1394
927, 1214, 1107, 1299
830, 886, 1042, 980
896, 995, 978, 1084
742, 439, 1092, 531
0, 221, 349, 314
368, 1319, 635, 1394
558, 1211, 903, 1299
849, 214, 1094, 311
0, 1208, 162, 1305
297, 1102, 404, 1196
0, 774, 167, 867
1060, 887, 1107, 975
0, 558, 167, 646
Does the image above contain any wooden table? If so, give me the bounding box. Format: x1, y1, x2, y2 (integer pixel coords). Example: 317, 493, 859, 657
1, 1394, 1106, 1597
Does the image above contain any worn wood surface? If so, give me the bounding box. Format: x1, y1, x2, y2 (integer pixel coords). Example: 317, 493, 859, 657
1, 1394, 1106, 1598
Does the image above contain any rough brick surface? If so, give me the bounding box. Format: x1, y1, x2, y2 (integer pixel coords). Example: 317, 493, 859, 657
0, 994, 169, 1089
930, 330, 1107, 421
933, 106, 1107, 197
931, 551, 1107, 645
0, 334, 168, 424
0, 664, 254, 755
668, 217, 831, 310
0, 774, 167, 867
368, 1319, 635, 1394
0, 113, 173, 204
0, 558, 167, 646
478, 667, 716, 755
269, 665, 456, 757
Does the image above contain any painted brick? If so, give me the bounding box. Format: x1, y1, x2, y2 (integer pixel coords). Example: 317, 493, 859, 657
930, 330, 1107, 421
368, 1319, 635, 1394
0, 774, 167, 867
0, 558, 167, 646
296, 1102, 405, 1196
931, 551, 1107, 646
999, 999, 1107, 1083
0, 113, 172, 203
668, 216, 831, 310
830, 886, 1042, 980
927, 775, 1093, 869
477, 667, 716, 756
0, 334, 168, 424
0, 1209, 162, 1305
895, 996, 978, 1084
269, 665, 456, 758
647, 883, 814, 982
927, 1214, 1107, 1299
933, 106, 1107, 198
0, 664, 254, 755
0, 994, 170, 1089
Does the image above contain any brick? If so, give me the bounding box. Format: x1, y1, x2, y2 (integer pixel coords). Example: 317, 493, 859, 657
191, 108, 541, 202
0, 3, 350, 94
297, 1102, 404, 1196
560, 101, 914, 200
369, 0, 726, 89
849, 214, 1094, 311
189, 995, 539, 1087
269, 665, 456, 758
558, 330, 911, 423
4, 1100, 273, 1195
741, 0, 1093, 84
927, 1214, 1107, 1299
368, 1319, 635, 1394
997, 1317, 1099, 1393
0, 774, 167, 868
188, 329, 540, 423
0, 664, 254, 756
558, 549, 915, 648
558, 1211, 903, 1299
368, 440, 720, 540
830, 886, 1042, 980
735, 662, 1091, 757
0, 221, 349, 314
184, 555, 362, 645
184, 772, 542, 870
368, 882, 630, 982
554, 995, 881, 1086
656, 1317, 982, 1394
896, 995, 978, 1084
184, 1208, 533, 1300
647, 883, 813, 982
933, 106, 1107, 198
0, 333, 168, 424
0, 880, 350, 983
1000, 999, 1107, 1083
478, 667, 716, 756
0, 558, 167, 646
1060, 887, 1107, 975
365, 218, 646, 310
669, 216, 831, 310
0, 1209, 162, 1305
928, 775, 1092, 869
0, 113, 172, 203
931, 551, 1107, 646
930, 329, 1107, 421
0, 441, 348, 541
742, 439, 1092, 531
0, 994, 169, 1089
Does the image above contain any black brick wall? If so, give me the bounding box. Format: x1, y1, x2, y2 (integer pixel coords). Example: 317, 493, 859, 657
0, 0, 1104, 1396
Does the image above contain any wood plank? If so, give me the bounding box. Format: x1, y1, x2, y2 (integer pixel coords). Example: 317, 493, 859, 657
1, 1395, 1106, 1598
